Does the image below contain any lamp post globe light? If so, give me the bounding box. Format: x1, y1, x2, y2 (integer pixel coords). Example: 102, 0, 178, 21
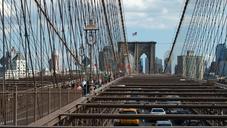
84, 18, 98, 94
79, 45, 84, 58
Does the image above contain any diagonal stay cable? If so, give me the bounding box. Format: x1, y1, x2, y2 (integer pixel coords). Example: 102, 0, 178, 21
33, 0, 82, 67
101, 0, 117, 62
164, 0, 190, 73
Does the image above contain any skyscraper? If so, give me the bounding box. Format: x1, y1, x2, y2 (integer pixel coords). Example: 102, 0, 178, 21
49, 50, 60, 73
164, 51, 171, 74
164, 58, 171, 74
215, 44, 227, 76
155, 57, 163, 73
0, 51, 26, 79
176, 51, 204, 80
216, 44, 227, 63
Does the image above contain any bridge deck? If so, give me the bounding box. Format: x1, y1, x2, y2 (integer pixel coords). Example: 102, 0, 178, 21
26, 75, 227, 127
1, 75, 226, 127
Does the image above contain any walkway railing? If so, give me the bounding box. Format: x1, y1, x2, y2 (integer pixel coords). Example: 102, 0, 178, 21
0, 87, 82, 125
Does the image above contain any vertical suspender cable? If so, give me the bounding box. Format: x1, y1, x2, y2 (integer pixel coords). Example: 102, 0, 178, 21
164, 0, 190, 73
1, 0, 6, 124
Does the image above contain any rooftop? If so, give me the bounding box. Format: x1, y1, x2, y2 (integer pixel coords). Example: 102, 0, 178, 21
12, 53, 25, 61
118, 41, 157, 44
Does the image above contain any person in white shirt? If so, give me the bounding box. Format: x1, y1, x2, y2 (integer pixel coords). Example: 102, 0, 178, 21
82, 79, 87, 87
81, 79, 87, 95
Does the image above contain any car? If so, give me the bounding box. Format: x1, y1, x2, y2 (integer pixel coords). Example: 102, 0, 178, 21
115, 84, 126, 87
170, 109, 191, 114
170, 109, 191, 125
150, 108, 166, 115
148, 108, 166, 122
217, 76, 227, 83
124, 101, 142, 113
156, 120, 173, 126
165, 95, 181, 103
117, 108, 140, 126
180, 78, 186, 81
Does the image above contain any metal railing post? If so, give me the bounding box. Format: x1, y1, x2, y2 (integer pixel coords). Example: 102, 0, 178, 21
34, 88, 37, 121
14, 86, 18, 125
48, 87, 51, 114
59, 84, 61, 108
67, 89, 69, 104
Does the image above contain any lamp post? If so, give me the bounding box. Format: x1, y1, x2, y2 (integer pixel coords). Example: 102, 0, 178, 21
79, 44, 85, 78
84, 18, 98, 94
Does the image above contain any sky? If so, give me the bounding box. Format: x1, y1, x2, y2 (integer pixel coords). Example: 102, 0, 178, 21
0, 0, 186, 71
123, 0, 185, 60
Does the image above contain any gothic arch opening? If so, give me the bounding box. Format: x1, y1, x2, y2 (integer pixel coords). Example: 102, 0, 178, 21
128, 53, 135, 71
118, 41, 156, 74
139, 53, 149, 74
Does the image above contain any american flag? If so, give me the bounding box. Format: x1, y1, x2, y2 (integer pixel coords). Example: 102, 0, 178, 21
11, 47, 16, 53
132, 32, 137, 36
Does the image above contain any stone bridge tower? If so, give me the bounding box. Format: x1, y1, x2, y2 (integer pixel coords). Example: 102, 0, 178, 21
118, 41, 156, 74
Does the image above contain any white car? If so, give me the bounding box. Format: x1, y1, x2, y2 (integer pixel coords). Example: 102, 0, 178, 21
156, 120, 172, 126
166, 95, 181, 104
150, 108, 166, 115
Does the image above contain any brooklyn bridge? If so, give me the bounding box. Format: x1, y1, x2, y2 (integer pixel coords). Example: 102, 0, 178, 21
1, 0, 227, 127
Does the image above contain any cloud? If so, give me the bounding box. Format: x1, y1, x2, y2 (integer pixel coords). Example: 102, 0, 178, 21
161, 8, 169, 15
123, 0, 157, 12
0, 1, 14, 17
123, 0, 185, 30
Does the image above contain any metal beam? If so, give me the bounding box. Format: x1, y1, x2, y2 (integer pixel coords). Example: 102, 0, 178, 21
110, 86, 217, 89
101, 92, 227, 96
1, 126, 225, 128
114, 83, 203, 86
90, 101, 227, 104
60, 113, 227, 120
106, 88, 227, 92
93, 96, 227, 101
79, 103, 227, 108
